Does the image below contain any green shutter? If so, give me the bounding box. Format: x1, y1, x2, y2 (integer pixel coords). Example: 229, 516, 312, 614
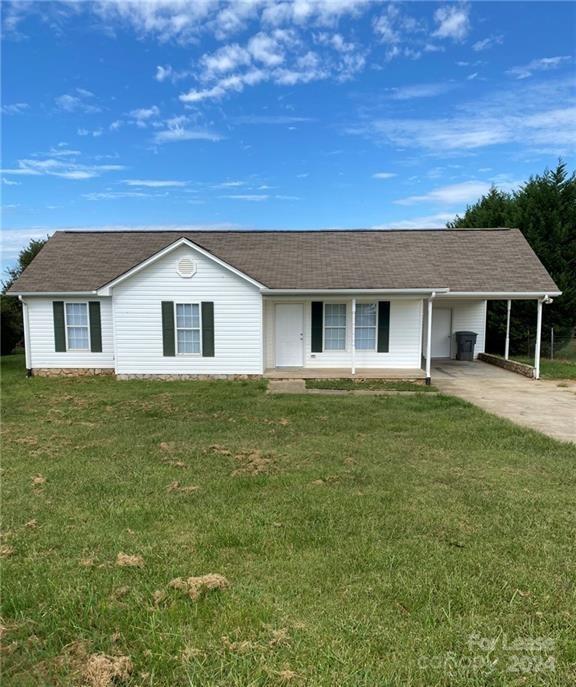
311, 301, 323, 353
161, 301, 175, 356
377, 301, 390, 353
201, 302, 215, 357
89, 301, 102, 352
53, 301, 66, 352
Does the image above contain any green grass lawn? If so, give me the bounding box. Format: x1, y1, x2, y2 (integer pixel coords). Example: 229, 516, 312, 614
511, 356, 576, 381
305, 379, 435, 392
2, 353, 576, 686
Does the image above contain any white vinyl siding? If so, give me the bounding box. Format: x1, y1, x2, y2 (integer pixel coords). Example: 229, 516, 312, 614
264, 297, 423, 370
23, 297, 114, 369
113, 244, 262, 375
422, 299, 487, 359
175, 303, 201, 355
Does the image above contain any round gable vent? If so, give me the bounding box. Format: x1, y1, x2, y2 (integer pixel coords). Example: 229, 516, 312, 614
177, 256, 196, 278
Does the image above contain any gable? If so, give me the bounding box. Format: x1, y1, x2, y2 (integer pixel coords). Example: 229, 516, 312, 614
97, 238, 264, 294
109, 242, 263, 297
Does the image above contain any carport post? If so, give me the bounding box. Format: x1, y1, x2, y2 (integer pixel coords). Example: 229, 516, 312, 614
534, 298, 543, 380
504, 299, 511, 360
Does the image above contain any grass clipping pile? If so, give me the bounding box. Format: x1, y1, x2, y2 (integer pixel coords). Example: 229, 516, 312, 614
83, 653, 132, 687
169, 574, 230, 601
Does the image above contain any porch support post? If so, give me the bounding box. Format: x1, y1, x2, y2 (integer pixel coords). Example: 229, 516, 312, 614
534, 298, 543, 380
504, 299, 511, 360
425, 295, 434, 384
351, 298, 356, 375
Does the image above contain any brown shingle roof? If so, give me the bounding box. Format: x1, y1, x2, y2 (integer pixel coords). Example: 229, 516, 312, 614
7, 228, 559, 294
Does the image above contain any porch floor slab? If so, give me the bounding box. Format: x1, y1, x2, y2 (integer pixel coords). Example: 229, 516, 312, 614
264, 367, 425, 380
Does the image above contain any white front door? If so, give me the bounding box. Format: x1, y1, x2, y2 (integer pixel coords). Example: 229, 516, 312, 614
431, 308, 452, 358
275, 303, 304, 367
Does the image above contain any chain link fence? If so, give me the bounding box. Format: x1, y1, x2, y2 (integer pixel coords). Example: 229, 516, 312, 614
517, 329, 575, 360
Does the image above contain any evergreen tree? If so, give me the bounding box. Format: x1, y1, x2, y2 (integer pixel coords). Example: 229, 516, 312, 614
447, 162, 576, 355
1, 237, 48, 355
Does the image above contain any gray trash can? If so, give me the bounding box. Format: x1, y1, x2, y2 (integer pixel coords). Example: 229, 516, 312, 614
455, 331, 478, 361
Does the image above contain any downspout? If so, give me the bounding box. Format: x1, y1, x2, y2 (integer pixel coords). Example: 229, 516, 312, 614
19, 296, 32, 377
425, 292, 436, 385
351, 298, 356, 376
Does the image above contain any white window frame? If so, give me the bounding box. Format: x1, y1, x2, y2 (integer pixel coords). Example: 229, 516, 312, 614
175, 302, 202, 356
323, 302, 347, 351
355, 302, 378, 352
64, 301, 90, 352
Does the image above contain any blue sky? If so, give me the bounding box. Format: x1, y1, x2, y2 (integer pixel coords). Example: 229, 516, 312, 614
2, 1, 575, 271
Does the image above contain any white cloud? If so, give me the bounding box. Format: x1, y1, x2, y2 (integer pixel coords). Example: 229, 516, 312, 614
214, 180, 246, 188
221, 194, 269, 201
388, 82, 455, 100
55, 88, 101, 113
432, 4, 470, 42
180, 22, 366, 104
373, 213, 455, 229
1, 155, 125, 180
1, 102, 29, 115
129, 106, 160, 125
372, 172, 396, 179
233, 114, 315, 124
348, 78, 576, 155
77, 127, 103, 137
506, 56, 571, 79
472, 34, 503, 52
220, 192, 300, 201
122, 179, 187, 188
152, 115, 223, 143
395, 181, 492, 206
83, 191, 164, 200
2, 178, 21, 185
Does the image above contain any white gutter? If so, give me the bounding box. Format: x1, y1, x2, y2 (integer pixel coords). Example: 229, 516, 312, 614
8, 291, 99, 297
262, 288, 449, 295
438, 291, 562, 298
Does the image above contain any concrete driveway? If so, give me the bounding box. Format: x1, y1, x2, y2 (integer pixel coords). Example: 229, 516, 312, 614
432, 360, 576, 444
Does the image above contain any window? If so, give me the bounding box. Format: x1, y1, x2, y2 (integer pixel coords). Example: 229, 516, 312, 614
176, 303, 201, 354
355, 303, 377, 350
65, 302, 89, 350
324, 303, 346, 350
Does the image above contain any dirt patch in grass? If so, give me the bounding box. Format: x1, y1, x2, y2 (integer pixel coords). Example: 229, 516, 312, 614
32, 474, 46, 486
207, 444, 277, 475
83, 653, 133, 687
232, 449, 276, 476
0, 545, 15, 557
305, 378, 432, 392
168, 574, 230, 600
115, 553, 144, 568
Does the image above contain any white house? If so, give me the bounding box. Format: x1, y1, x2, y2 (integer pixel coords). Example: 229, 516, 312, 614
7, 229, 560, 382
